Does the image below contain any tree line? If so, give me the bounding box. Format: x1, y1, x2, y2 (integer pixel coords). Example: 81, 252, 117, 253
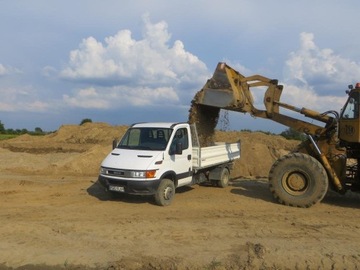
0, 118, 93, 136
0, 120, 46, 135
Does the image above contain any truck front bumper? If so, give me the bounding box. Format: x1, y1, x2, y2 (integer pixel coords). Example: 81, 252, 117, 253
98, 175, 161, 195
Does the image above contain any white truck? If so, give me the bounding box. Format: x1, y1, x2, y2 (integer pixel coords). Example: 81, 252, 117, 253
98, 122, 240, 206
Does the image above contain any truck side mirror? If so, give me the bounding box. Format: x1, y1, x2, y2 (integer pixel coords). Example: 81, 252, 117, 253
112, 139, 118, 149
169, 142, 183, 155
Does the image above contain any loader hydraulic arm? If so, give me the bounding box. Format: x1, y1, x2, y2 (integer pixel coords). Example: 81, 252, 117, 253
195, 62, 336, 137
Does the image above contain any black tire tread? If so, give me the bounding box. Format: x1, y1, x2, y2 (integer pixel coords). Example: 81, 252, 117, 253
269, 153, 328, 208
154, 178, 175, 206
218, 167, 230, 188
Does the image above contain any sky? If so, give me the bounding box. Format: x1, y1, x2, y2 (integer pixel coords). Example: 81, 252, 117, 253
1, 0, 360, 133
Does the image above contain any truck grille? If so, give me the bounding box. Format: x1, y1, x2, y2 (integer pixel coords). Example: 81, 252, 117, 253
102, 167, 131, 178
108, 169, 125, 176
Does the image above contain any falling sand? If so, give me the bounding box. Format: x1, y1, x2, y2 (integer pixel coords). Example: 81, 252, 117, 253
188, 90, 220, 147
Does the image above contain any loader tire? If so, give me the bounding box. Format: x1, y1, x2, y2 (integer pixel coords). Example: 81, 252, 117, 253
154, 179, 175, 206
269, 153, 328, 208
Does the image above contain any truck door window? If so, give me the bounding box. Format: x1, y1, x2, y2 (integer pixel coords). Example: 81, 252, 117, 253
170, 128, 189, 152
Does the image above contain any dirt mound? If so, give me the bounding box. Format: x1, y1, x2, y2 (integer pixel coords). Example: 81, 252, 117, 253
0, 122, 128, 154
216, 130, 298, 178
0, 122, 298, 178
0, 123, 128, 176
47, 122, 126, 145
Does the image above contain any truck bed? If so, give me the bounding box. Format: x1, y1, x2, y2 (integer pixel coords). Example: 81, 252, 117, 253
192, 141, 240, 169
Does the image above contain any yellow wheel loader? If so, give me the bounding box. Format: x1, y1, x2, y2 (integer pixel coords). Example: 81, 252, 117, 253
193, 62, 360, 207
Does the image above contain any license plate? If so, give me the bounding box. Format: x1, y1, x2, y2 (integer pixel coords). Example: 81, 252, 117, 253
109, 185, 125, 192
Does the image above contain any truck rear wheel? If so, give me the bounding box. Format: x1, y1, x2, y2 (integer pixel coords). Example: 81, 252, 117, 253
269, 153, 328, 208
218, 167, 230, 188
154, 179, 175, 206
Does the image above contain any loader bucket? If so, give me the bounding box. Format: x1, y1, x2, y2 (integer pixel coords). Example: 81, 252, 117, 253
194, 62, 283, 116
195, 63, 242, 109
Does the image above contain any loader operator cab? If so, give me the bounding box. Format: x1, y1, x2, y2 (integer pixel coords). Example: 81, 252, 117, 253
339, 83, 360, 143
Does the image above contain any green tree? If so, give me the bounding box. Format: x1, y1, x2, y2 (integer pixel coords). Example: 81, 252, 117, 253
80, 118, 92, 125
6, 128, 14, 134
0, 120, 5, 133
34, 127, 43, 134
21, 128, 28, 134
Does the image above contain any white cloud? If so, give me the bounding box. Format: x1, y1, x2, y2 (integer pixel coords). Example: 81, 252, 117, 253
0, 64, 6, 75
124, 86, 179, 106
27, 101, 50, 111
0, 87, 49, 112
42, 66, 57, 77
285, 32, 360, 91
63, 87, 109, 109
0, 102, 15, 111
280, 84, 347, 113
242, 31, 357, 119
0, 63, 21, 76
60, 14, 209, 108
219, 59, 253, 76
231, 32, 353, 117
63, 85, 179, 109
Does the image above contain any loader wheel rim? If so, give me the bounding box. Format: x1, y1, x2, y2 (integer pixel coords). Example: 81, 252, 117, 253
282, 171, 309, 196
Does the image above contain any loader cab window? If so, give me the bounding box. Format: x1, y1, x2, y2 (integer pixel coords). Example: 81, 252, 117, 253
341, 92, 360, 119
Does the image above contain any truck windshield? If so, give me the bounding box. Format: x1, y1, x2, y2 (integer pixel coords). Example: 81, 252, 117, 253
117, 127, 173, 151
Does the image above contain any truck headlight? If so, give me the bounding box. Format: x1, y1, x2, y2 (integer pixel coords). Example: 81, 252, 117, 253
130, 170, 156, 178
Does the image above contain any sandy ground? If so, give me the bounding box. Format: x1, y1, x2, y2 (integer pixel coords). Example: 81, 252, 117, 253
1, 124, 360, 269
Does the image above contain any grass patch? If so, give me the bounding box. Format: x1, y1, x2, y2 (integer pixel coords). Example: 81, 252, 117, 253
0, 134, 18, 140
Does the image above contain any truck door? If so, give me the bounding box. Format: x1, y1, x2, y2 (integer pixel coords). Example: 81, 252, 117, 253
169, 127, 193, 186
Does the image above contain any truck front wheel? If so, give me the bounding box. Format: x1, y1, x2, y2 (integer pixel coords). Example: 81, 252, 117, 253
269, 153, 328, 208
154, 179, 175, 206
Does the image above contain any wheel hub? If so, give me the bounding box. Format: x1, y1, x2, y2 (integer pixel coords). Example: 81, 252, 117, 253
163, 187, 173, 200
283, 172, 308, 195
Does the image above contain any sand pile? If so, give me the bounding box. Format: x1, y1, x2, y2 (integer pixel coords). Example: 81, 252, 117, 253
0, 122, 128, 153
216, 130, 298, 178
0, 122, 128, 176
0, 122, 298, 178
